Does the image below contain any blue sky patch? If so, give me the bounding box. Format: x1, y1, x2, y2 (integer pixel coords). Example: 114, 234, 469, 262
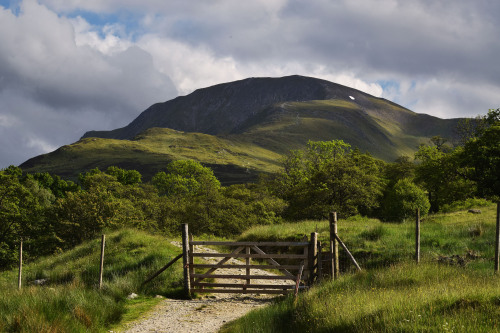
0, 0, 21, 15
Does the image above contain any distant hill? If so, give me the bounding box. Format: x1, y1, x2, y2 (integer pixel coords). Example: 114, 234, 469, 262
21, 75, 463, 183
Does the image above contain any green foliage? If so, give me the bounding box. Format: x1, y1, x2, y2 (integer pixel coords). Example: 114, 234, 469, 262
440, 198, 492, 213
461, 124, 500, 201
106, 166, 142, 185
152, 160, 220, 198
415, 144, 475, 211
0, 169, 55, 267
156, 183, 286, 236
272, 141, 386, 219
381, 178, 430, 222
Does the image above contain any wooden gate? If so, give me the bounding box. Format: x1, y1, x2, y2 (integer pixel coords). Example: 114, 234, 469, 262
182, 225, 319, 296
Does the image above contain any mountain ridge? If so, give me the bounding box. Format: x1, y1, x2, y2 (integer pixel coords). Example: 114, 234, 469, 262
22, 75, 463, 183
82, 75, 418, 140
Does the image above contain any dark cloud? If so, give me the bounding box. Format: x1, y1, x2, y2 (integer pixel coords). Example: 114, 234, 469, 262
0, 1, 177, 167
0, 0, 499, 168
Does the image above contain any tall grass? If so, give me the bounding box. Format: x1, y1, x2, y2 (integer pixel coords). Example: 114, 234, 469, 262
0, 229, 184, 332
238, 204, 498, 271
223, 204, 500, 332
221, 263, 500, 332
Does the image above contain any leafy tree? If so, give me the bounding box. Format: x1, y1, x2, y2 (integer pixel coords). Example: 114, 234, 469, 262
105, 166, 142, 185
461, 123, 500, 201
414, 144, 475, 212
51, 173, 122, 247
381, 178, 430, 222
384, 156, 416, 186
272, 141, 386, 219
25, 172, 79, 198
0, 169, 54, 267
152, 160, 220, 198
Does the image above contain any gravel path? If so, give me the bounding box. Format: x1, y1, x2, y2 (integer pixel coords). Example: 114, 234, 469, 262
121, 242, 295, 333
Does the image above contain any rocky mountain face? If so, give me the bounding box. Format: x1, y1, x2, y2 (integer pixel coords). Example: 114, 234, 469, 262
82, 75, 405, 139
22, 75, 463, 184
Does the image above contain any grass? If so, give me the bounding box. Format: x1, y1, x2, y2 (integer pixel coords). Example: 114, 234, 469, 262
238, 204, 498, 270
0, 229, 184, 332
221, 262, 500, 332
221, 204, 500, 332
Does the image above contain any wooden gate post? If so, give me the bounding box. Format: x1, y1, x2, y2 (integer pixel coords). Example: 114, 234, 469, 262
495, 202, 500, 273
329, 212, 339, 279
245, 246, 251, 290
309, 232, 318, 285
415, 208, 420, 264
182, 224, 191, 297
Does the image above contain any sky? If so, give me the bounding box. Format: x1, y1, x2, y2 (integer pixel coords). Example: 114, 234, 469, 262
0, 0, 499, 168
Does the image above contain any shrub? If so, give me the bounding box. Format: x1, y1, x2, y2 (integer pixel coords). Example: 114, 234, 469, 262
440, 198, 492, 213
381, 178, 430, 222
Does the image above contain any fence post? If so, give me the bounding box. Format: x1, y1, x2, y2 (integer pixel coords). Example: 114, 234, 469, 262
329, 212, 339, 279
18, 240, 23, 290
302, 235, 309, 282
99, 235, 106, 289
188, 233, 194, 290
309, 232, 318, 285
182, 224, 191, 297
317, 241, 323, 282
415, 208, 420, 264
495, 202, 500, 273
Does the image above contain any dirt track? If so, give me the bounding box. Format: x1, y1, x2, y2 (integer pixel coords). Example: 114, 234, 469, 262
122, 243, 294, 333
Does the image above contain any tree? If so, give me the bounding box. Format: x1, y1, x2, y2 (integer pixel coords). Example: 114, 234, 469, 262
105, 166, 142, 185
152, 160, 220, 198
271, 141, 386, 219
0, 169, 54, 267
414, 144, 475, 212
461, 124, 500, 201
381, 178, 430, 222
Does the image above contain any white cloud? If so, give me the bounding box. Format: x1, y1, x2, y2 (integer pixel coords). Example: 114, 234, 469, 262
1, 0, 500, 168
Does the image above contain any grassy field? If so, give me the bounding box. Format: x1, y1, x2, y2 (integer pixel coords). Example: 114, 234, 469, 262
222, 203, 500, 332
1, 204, 497, 332
0, 229, 184, 332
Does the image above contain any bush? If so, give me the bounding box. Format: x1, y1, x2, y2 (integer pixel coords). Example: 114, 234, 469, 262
440, 198, 492, 213
381, 178, 430, 222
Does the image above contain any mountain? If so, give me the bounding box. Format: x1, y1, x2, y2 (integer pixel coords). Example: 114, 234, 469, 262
21, 75, 462, 183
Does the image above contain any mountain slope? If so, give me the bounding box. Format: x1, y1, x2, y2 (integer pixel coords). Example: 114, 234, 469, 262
22, 75, 463, 183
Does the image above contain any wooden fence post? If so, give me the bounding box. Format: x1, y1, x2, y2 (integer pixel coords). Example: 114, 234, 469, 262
99, 235, 106, 289
182, 224, 191, 297
415, 208, 420, 264
309, 232, 318, 285
302, 235, 309, 282
495, 202, 500, 273
18, 240, 22, 290
329, 212, 339, 279
317, 241, 322, 282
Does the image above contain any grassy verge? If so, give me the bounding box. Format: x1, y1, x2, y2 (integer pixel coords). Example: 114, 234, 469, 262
0, 229, 184, 332
221, 262, 500, 332
222, 204, 500, 332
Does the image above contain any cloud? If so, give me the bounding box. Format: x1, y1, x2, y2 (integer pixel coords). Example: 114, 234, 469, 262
0, 0, 177, 167
1, 0, 499, 169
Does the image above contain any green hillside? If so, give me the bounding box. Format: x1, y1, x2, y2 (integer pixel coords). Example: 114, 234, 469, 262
20, 76, 463, 183
21, 128, 282, 184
